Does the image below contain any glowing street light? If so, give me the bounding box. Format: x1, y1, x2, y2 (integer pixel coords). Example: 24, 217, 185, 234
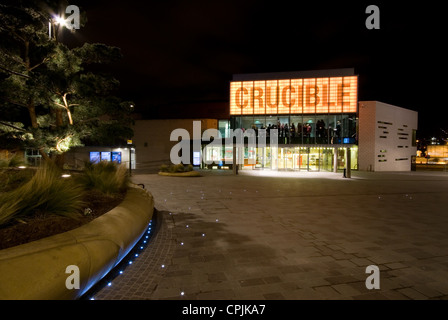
53, 15, 67, 26
49, 16, 61, 39
48, 15, 67, 40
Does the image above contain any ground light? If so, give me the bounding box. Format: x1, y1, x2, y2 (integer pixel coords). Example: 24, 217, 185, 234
80, 213, 158, 300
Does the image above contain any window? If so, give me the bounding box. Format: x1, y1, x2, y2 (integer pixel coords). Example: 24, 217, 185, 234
101, 152, 111, 161
90, 152, 100, 163
112, 152, 122, 163
218, 120, 230, 138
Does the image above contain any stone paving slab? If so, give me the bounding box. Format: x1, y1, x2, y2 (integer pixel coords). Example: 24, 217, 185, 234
93, 170, 448, 300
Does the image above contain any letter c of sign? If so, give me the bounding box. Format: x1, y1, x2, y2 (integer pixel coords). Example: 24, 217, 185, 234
235, 87, 248, 108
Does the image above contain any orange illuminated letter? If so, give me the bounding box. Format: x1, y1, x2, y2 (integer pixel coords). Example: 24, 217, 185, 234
235, 87, 248, 108
306, 85, 319, 106
282, 86, 295, 107
266, 86, 278, 108
253, 87, 264, 107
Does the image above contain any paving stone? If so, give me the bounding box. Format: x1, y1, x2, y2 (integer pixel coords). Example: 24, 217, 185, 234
263, 292, 286, 300
413, 285, 445, 299
332, 284, 364, 296
324, 275, 360, 285
93, 171, 448, 300
397, 287, 429, 300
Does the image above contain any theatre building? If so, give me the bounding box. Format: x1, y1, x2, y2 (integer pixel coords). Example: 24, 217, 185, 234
201, 68, 418, 172
130, 68, 417, 173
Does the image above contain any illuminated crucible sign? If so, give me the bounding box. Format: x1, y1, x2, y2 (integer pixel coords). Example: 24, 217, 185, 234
230, 76, 358, 115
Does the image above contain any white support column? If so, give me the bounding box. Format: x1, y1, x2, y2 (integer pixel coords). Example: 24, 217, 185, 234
346, 147, 351, 178
333, 147, 338, 173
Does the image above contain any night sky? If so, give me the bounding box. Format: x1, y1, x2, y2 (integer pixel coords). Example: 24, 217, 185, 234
61, 0, 446, 138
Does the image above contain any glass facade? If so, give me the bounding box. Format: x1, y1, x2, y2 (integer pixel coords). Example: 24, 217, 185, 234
230, 113, 357, 145
202, 72, 359, 172
201, 144, 358, 172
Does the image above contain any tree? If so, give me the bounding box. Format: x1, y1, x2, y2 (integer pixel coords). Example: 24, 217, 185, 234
0, 0, 134, 166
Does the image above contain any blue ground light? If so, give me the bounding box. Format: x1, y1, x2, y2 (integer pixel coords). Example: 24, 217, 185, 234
80, 213, 158, 300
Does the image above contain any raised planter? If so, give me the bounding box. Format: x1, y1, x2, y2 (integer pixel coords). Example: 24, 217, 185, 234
0, 186, 154, 300
158, 171, 201, 177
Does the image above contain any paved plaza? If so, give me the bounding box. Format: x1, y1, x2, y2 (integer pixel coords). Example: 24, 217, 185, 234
94, 169, 448, 300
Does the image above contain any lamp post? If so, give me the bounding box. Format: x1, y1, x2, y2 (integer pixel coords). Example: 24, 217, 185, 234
49, 5, 80, 40
49, 15, 67, 40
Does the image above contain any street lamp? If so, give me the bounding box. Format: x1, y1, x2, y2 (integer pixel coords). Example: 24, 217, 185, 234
49, 15, 66, 40
54, 15, 66, 25
48, 5, 80, 39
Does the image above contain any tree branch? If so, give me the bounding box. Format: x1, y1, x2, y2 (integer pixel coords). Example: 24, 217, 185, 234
29, 56, 51, 71
62, 93, 74, 125
53, 101, 66, 108
0, 65, 30, 78
0, 121, 27, 132
0, 97, 28, 108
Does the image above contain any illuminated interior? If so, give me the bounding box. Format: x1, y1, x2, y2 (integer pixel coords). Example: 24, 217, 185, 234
202, 146, 358, 172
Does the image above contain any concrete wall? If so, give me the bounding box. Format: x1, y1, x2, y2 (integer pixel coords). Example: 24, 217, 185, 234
0, 187, 153, 300
359, 101, 418, 171
132, 119, 217, 170
358, 102, 377, 171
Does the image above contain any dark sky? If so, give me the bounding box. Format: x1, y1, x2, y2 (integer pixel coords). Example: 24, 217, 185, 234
61, 0, 446, 138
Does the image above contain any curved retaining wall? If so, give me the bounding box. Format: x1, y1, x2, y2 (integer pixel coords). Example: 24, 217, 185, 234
0, 186, 154, 300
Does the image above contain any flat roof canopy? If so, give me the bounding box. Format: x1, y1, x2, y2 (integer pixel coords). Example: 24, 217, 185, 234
232, 68, 355, 81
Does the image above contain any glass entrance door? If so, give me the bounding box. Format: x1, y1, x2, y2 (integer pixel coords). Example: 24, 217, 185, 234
308, 147, 321, 171
299, 147, 309, 171
285, 148, 294, 170
322, 148, 334, 172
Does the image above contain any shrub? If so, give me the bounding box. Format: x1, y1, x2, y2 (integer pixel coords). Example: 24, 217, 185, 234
159, 164, 169, 172
7, 155, 25, 167
173, 163, 185, 172
0, 154, 26, 168
0, 168, 34, 193
77, 161, 129, 195
0, 164, 85, 226
160, 163, 194, 173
